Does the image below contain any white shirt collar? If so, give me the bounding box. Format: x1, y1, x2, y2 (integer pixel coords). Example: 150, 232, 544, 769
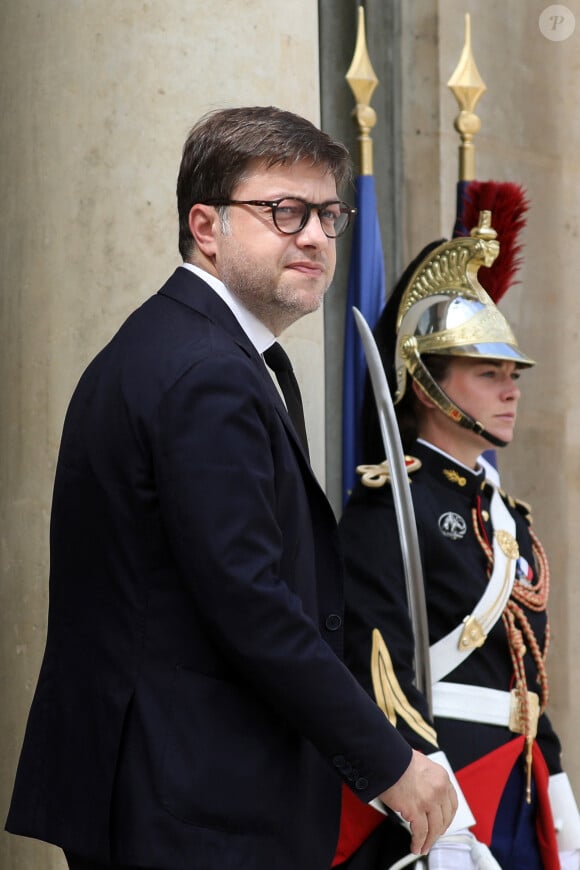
180, 262, 275, 355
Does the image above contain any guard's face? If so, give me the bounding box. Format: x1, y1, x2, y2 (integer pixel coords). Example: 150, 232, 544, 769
211, 159, 338, 335
440, 357, 522, 446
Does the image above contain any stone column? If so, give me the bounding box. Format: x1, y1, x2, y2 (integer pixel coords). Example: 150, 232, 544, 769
0, 2, 323, 867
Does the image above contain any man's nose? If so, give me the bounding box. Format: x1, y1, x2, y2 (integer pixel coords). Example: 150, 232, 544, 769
295, 210, 330, 246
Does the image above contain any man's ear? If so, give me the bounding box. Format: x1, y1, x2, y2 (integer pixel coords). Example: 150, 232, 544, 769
411, 377, 438, 410
188, 204, 219, 257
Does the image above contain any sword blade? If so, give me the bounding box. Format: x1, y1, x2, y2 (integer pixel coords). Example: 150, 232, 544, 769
353, 307, 432, 712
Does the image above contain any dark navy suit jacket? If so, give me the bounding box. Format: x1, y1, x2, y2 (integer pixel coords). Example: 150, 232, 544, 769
6, 268, 411, 869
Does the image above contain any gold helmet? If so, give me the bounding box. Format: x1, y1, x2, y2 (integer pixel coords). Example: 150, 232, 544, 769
394, 210, 535, 445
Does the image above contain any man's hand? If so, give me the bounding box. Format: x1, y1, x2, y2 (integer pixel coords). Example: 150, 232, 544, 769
379, 749, 458, 856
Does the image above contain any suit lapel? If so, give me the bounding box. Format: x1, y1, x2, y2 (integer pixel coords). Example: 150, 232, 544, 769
158, 268, 255, 357
158, 267, 324, 480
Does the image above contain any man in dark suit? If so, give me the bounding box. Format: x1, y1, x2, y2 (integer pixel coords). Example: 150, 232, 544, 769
6, 106, 456, 870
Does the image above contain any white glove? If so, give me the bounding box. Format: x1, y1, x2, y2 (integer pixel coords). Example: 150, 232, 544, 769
428, 829, 502, 870
560, 850, 580, 870
428, 837, 473, 869
550, 772, 580, 853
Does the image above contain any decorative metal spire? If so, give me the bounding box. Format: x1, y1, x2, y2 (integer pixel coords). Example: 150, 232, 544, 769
345, 5, 379, 176
447, 13, 487, 181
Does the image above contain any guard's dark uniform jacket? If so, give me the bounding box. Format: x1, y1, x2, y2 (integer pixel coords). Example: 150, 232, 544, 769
334, 439, 564, 869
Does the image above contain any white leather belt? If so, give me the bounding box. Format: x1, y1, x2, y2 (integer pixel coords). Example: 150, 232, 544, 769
433, 681, 540, 737
432, 682, 512, 726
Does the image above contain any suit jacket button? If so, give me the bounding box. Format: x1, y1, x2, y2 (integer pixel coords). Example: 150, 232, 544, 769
355, 777, 368, 791
333, 755, 346, 769
325, 613, 342, 631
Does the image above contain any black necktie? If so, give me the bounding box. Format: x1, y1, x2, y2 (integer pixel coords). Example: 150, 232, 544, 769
264, 342, 310, 458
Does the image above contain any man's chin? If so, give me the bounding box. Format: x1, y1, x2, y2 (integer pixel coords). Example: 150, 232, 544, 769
287, 289, 326, 316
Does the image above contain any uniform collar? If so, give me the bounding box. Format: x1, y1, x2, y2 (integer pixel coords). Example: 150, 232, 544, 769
413, 439, 485, 498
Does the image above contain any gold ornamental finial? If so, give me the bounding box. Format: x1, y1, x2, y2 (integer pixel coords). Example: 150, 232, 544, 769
345, 5, 379, 176
447, 13, 487, 181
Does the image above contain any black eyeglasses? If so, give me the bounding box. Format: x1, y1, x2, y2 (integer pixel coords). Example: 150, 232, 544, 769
204, 197, 357, 238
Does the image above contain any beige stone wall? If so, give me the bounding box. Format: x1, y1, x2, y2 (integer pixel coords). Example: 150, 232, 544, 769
402, 0, 580, 793
0, 2, 322, 868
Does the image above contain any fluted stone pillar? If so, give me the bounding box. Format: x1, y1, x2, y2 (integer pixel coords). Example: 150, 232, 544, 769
0, 3, 323, 867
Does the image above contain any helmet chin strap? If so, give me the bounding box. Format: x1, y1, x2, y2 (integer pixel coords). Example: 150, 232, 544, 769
409, 358, 509, 449
453, 407, 508, 449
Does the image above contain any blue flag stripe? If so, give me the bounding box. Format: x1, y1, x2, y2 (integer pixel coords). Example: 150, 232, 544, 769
342, 175, 386, 504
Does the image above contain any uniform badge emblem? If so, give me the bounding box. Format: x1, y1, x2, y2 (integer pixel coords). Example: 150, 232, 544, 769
438, 511, 467, 540
443, 468, 467, 487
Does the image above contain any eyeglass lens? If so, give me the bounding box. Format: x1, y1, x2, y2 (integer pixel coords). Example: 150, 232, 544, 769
273, 198, 350, 238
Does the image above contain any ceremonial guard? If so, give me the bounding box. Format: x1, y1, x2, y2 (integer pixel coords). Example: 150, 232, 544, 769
334, 215, 580, 869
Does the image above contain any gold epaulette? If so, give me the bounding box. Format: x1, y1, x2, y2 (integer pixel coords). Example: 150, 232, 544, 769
356, 456, 422, 488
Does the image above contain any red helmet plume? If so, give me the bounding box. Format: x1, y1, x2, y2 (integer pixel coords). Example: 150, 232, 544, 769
456, 181, 529, 302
